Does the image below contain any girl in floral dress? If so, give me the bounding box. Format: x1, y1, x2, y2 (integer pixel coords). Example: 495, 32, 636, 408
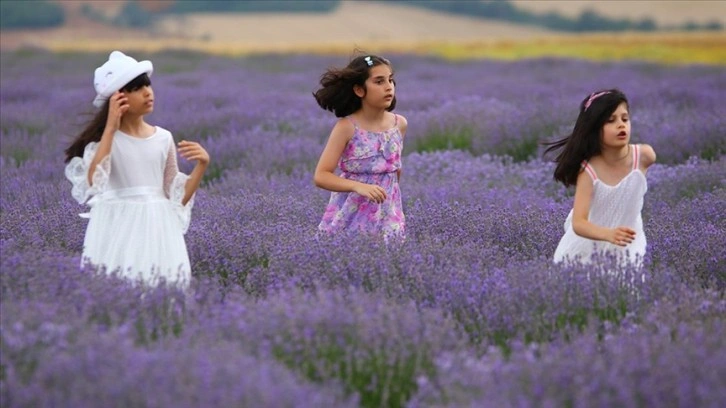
313, 54, 407, 240
64, 51, 210, 286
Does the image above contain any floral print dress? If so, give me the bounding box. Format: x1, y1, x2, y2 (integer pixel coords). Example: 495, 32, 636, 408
318, 114, 405, 239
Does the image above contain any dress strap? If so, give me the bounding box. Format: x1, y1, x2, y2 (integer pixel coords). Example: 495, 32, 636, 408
581, 161, 598, 181
632, 144, 640, 170
346, 116, 359, 128
393, 113, 398, 126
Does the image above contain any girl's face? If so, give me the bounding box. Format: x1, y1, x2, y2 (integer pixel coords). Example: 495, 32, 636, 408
355, 64, 395, 109
121, 85, 154, 116
600, 102, 630, 149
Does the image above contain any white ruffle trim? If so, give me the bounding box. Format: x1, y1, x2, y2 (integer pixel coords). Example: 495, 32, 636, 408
64, 142, 111, 205
169, 172, 194, 234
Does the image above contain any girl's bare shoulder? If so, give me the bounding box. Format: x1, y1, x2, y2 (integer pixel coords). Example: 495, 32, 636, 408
638, 143, 657, 168
330, 117, 356, 141
394, 113, 408, 135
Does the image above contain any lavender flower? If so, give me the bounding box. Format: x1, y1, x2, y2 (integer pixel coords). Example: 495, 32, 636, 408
1, 51, 724, 407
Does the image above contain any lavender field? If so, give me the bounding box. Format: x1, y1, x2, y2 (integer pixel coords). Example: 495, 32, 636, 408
1, 50, 725, 407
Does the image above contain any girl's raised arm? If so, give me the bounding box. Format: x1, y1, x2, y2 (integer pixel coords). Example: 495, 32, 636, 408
177, 140, 210, 206
87, 92, 128, 185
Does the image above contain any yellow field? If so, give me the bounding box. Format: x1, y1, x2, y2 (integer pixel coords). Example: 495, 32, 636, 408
35, 32, 726, 66
426, 33, 726, 65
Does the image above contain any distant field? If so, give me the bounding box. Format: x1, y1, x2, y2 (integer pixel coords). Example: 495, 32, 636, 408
2, 1, 724, 65
25, 32, 726, 66
426, 33, 726, 65
511, 0, 726, 26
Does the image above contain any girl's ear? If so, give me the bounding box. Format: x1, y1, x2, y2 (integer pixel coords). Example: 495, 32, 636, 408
353, 84, 365, 98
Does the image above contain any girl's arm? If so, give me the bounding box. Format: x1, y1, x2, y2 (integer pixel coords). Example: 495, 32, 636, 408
396, 114, 408, 182
639, 143, 657, 172
88, 92, 128, 185
398, 114, 408, 137
314, 119, 386, 203
177, 140, 209, 206
571, 170, 636, 246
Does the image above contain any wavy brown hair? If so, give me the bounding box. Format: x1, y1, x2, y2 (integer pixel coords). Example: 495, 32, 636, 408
64, 73, 151, 163
313, 54, 396, 117
542, 88, 629, 187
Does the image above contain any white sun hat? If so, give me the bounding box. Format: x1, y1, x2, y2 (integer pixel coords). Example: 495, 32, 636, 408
92, 51, 153, 108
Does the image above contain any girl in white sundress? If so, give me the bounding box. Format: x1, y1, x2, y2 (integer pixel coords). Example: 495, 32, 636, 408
64, 51, 210, 286
543, 89, 656, 266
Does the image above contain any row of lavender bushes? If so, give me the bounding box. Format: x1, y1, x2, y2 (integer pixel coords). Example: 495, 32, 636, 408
1, 50, 724, 407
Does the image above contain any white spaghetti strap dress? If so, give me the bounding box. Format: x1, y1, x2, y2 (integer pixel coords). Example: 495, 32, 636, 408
554, 144, 647, 266
65, 126, 194, 286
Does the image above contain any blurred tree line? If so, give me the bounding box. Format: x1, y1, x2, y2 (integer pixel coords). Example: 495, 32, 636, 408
164, 0, 340, 13
0, 0, 64, 30
0, 0, 721, 32
97, 0, 341, 28
389, 0, 723, 32
0, 0, 339, 30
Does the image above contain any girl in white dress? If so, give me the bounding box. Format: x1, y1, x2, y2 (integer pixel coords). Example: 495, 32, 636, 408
543, 89, 656, 266
64, 51, 210, 286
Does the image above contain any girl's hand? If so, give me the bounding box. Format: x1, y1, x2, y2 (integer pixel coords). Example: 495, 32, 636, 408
106, 91, 128, 132
178, 140, 210, 166
355, 183, 387, 203
607, 226, 636, 246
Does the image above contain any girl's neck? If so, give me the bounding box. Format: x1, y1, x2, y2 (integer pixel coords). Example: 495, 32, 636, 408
600, 144, 630, 166
355, 106, 387, 123
119, 116, 152, 137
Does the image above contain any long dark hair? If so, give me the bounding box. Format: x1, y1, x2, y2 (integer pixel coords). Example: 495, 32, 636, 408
313, 54, 396, 118
542, 89, 629, 186
64, 73, 152, 163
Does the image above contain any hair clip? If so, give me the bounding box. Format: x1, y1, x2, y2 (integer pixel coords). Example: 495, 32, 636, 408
364, 56, 373, 67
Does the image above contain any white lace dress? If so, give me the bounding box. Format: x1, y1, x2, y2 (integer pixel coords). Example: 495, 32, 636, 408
65, 126, 194, 286
554, 144, 647, 266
